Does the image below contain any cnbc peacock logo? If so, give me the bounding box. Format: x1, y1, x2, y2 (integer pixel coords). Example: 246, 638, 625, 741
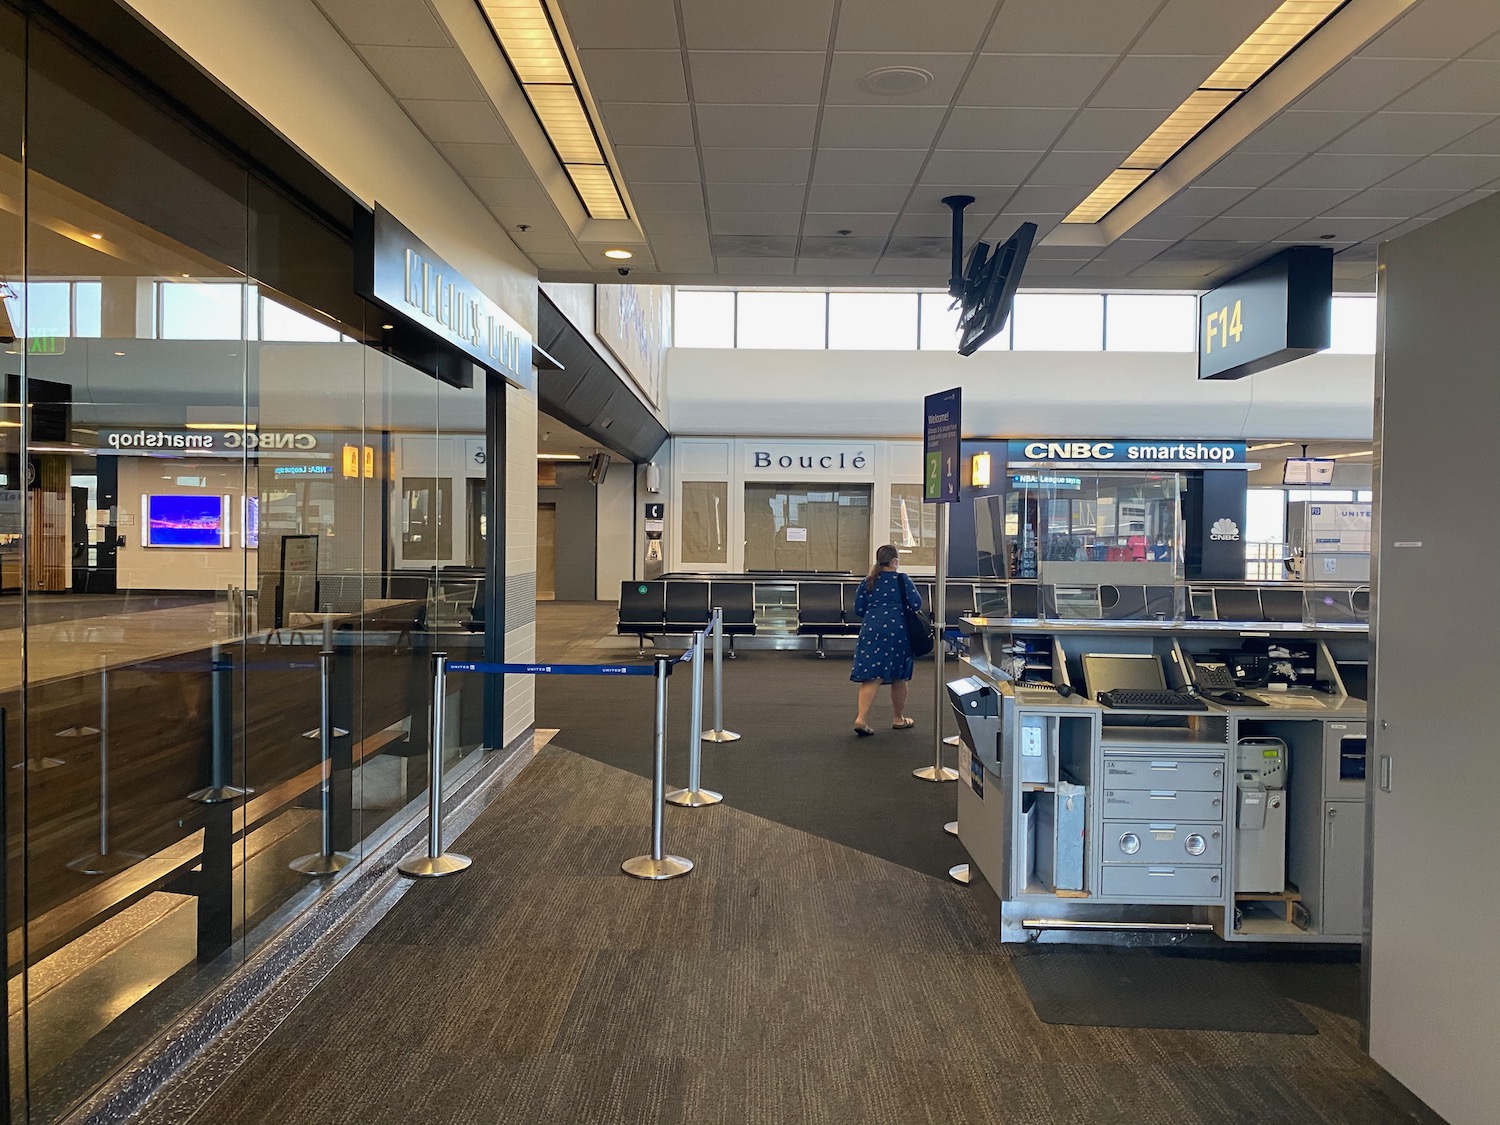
1209, 518, 1241, 542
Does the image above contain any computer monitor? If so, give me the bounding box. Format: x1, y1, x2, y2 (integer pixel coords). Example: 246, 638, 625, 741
1082, 653, 1167, 700
1259, 587, 1306, 622
1213, 588, 1264, 622
1283, 457, 1334, 485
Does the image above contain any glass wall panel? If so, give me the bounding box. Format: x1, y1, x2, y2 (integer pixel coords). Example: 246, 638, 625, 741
680, 481, 727, 564
889, 485, 936, 568
1104, 293, 1196, 351
1328, 295, 1376, 353
744, 482, 869, 573
672, 290, 734, 347
828, 293, 917, 350
918, 292, 959, 350
736, 292, 825, 349
1012, 293, 1103, 351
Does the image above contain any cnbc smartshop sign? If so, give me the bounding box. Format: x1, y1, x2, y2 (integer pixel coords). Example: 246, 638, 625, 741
99, 429, 320, 452
1006, 439, 1247, 469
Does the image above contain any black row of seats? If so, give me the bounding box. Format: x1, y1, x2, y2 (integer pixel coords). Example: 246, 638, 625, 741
795, 581, 988, 657
616, 580, 756, 656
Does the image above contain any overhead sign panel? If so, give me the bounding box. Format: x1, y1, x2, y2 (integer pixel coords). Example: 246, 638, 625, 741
924, 388, 961, 503
1198, 246, 1332, 381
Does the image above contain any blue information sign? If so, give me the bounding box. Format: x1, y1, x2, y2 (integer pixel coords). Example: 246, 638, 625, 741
924, 388, 962, 503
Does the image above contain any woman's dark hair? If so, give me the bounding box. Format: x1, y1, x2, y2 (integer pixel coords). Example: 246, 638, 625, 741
865, 544, 900, 589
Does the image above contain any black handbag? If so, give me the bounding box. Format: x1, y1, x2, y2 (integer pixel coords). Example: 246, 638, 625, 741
900, 577, 935, 658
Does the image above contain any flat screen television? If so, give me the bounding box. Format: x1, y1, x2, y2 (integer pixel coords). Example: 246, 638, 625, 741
245, 496, 260, 550
957, 222, 1036, 356
1283, 457, 1334, 485
145, 494, 226, 548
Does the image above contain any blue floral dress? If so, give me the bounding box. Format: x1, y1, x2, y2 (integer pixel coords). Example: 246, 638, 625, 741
849, 570, 920, 684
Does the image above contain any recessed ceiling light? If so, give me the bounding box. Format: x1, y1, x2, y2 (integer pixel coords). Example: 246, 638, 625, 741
603, 248, 634, 260
1319, 233, 1337, 240
382, 323, 394, 330
113, 351, 125, 356
89, 232, 103, 240
858, 66, 933, 96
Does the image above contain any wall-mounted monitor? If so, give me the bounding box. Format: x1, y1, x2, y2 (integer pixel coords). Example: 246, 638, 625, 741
245, 496, 260, 550
1283, 457, 1334, 485
144, 494, 227, 548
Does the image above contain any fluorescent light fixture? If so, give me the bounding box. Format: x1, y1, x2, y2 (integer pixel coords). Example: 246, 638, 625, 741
1327, 450, 1373, 458
185, 422, 256, 430
603, 248, 634, 260
971, 451, 991, 489
1249, 441, 1299, 451
1064, 0, 1346, 225
479, 0, 630, 223
537, 452, 584, 460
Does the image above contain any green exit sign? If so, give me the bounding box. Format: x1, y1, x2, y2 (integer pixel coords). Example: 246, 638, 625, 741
26, 337, 64, 355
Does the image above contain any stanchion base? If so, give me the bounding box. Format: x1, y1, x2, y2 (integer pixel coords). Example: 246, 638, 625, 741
288, 851, 354, 876
665, 787, 723, 807
67, 850, 144, 876
187, 784, 252, 804
700, 729, 742, 743
943, 734, 961, 747
301, 727, 350, 740
14, 757, 65, 772
621, 854, 693, 880
913, 765, 961, 782
398, 852, 472, 878
949, 863, 973, 885
943, 820, 959, 837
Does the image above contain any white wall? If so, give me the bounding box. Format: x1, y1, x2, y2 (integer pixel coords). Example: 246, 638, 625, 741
540, 282, 666, 417
594, 459, 634, 600
117, 459, 253, 590
665, 348, 1375, 440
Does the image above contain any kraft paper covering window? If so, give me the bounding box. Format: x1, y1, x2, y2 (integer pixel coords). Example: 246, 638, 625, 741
680, 481, 727, 565
744, 484, 871, 573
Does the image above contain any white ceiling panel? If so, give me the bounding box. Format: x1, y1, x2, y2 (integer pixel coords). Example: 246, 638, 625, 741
714, 256, 799, 275
1375, 154, 1500, 190
438, 142, 531, 179
531, 251, 593, 271
1421, 188, 1496, 218
1236, 111, 1366, 154
811, 148, 929, 185
1324, 112, 1494, 154
1386, 60, 1500, 114
1195, 152, 1311, 188
704, 183, 808, 212
695, 104, 820, 149
687, 52, 828, 104
959, 54, 1115, 108
680, 0, 835, 51
358, 46, 481, 101
646, 234, 714, 258
983, 0, 1161, 55
1359, 0, 1500, 60
795, 258, 878, 276
511, 232, 586, 255
1226, 187, 1359, 217
1467, 33, 1500, 60
1294, 57, 1447, 113
1074, 258, 1143, 278
819, 105, 949, 149
577, 50, 688, 103
1437, 116, 1500, 154
1055, 108, 1171, 151
802, 213, 899, 238
940, 107, 1074, 149
708, 212, 802, 235
1134, 0, 1280, 56
597, 102, 697, 147
629, 182, 708, 210
1086, 55, 1221, 110
1005, 184, 1092, 213
1186, 215, 1304, 242
560, 0, 681, 50
313, 0, 450, 47
797, 235, 885, 258
920, 148, 1041, 186
400, 99, 510, 144
468, 177, 563, 218
806, 183, 912, 212
1276, 217, 1401, 243
1323, 187, 1467, 217
891, 212, 966, 238
1145, 185, 1254, 219
1093, 238, 1176, 261
834, 0, 1001, 53
824, 53, 973, 107
712, 234, 798, 257
1028, 150, 1131, 185
652, 252, 716, 273
638, 211, 711, 237
1267, 154, 1419, 190
613, 146, 703, 181
701, 148, 813, 183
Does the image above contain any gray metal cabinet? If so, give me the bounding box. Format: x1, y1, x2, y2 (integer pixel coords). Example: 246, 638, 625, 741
1321, 801, 1365, 937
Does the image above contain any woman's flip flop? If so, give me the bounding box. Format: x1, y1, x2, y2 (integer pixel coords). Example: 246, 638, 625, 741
892, 717, 915, 729
854, 725, 876, 737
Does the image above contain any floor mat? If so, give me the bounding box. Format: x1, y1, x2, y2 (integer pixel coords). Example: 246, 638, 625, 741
1014, 950, 1318, 1035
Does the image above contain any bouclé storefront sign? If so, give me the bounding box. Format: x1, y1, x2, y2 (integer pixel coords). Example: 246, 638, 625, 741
743, 444, 873, 477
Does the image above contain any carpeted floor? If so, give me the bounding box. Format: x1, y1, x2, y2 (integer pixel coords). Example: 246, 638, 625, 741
179, 748, 1429, 1125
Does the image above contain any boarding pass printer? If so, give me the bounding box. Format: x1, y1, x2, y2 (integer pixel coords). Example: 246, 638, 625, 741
1235, 737, 1287, 894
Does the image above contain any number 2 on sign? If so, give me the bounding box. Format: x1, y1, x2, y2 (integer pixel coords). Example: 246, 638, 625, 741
1204, 299, 1243, 353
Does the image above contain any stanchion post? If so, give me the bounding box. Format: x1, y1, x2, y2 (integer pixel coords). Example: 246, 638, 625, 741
291, 646, 355, 875
669, 631, 722, 807
399, 652, 472, 877
701, 607, 740, 743
190, 645, 250, 803
68, 658, 143, 875
916, 503, 959, 782
623, 655, 693, 879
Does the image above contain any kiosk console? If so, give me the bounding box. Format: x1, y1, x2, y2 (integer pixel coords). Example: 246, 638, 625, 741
952, 609, 1367, 944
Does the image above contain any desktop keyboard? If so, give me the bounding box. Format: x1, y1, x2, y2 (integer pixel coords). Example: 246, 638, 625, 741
1096, 688, 1208, 711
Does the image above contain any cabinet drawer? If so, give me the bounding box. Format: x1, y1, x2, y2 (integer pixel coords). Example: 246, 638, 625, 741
1102, 788, 1223, 821
1100, 864, 1223, 902
1103, 820, 1224, 866
1103, 756, 1224, 792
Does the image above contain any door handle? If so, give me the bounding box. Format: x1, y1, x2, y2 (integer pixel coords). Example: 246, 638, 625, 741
1379, 755, 1393, 793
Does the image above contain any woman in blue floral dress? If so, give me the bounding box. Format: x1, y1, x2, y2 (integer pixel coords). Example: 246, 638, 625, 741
850, 543, 921, 736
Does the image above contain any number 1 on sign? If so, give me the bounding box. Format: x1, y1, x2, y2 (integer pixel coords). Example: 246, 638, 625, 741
1204, 299, 1243, 353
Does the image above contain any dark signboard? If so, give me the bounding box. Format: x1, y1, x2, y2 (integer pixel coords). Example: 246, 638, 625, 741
923, 388, 961, 503
1198, 246, 1333, 381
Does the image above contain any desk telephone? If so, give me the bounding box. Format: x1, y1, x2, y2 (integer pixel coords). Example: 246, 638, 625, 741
1190, 659, 1270, 706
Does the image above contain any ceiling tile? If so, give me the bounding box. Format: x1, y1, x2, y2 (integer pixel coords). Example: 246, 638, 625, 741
1086, 55, 1221, 110
647, 234, 714, 258
1294, 57, 1447, 112
1359, 0, 1500, 59
803, 213, 899, 238
715, 256, 798, 275
1322, 187, 1466, 217
940, 107, 1074, 149
983, 0, 1160, 54
701, 148, 812, 183
1386, 59, 1500, 113
825, 52, 973, 107
1074, 258, 1142, 278
1375, 154, 1500, 190
1141, 185, 1254, 219
401, 99, 509, 144
892, 212, 967, 238
1225, 188, 1358, 217
881, 236, 951, 260
1195, 152, 1306, 188
834, 0, 1000, 53
1267, 154, 1420, 190
1023, 259, 1084, 277
1094, 238, 1174, 261
980, 212, 1061, 242
921, 149, 1042, 186
696, 104, 820, 149
1324, 112, 1494, 154
1375, 218, 1433, 241
1438, 116, 1500, 154
705, 182, 808, 211
597, 102, 697, 147
709, 211, 803, 235
1119, 211, 1205, 241
468, 178, 559, 216
1236, 111, 1365, 153
795, 258, 877, 276
652, 252, 716, 272
639, 211, 710, 237
812, 148, 929, 184
712, 234, 798, 257
1005, 184, 1092, 213
681, 0, 836, 50
613, 146, 703, 181
1134, 0, 1281, 55
1055, 108, 1170, 151
1028, 150, 1130, 185
438, 142, 530, 179
959, 54, 1115, 108
687, 52, 827, 104
511, 232, 582, 255
1467, 32, 1500, 60
557, 0, 681, 50
1180, 215, 1303, 242
1422, 188, 1495, 218
819, 105, 949, 148
531, 252, 591, 270
577, 50, 688, 104
629, 182, 708, 210
1275, 217, 1401, 242
806, 184, 913, 212
797, 235, 885, 258
314, 0, 450, 47
358, 46, 480, 100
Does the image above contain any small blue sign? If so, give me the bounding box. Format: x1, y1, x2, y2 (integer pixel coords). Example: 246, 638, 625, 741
924, 388, 961, 504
